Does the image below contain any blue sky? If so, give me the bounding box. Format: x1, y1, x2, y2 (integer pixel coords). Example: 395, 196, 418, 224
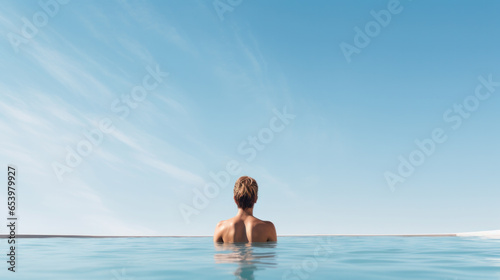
0, 0, 499, 236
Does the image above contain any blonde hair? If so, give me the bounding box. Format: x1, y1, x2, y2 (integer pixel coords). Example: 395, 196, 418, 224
233, 176, 258, 209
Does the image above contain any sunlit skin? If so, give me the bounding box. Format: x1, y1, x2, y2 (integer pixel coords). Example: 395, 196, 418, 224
214, 196, 277, 243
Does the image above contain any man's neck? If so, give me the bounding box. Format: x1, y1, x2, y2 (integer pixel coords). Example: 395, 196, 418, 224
236, 207, 253, 217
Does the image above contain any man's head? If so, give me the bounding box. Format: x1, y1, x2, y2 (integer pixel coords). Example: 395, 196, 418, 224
233, 176, 258, 209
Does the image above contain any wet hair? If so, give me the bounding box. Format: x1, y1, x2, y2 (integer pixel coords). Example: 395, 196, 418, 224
233, 176, 258, 209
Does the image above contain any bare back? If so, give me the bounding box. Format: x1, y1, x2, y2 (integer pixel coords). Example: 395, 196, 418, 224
214, 214, 277, 243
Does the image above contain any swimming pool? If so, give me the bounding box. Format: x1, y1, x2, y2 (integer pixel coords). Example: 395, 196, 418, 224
2, 236, 499, 279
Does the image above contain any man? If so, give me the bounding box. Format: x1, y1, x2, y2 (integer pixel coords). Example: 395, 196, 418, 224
214, 176, 277, 243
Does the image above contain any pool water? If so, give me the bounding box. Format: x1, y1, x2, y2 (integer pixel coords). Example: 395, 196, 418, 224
1, 236, 500, 279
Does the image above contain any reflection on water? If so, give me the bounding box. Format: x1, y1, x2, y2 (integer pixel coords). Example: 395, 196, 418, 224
214, 242, 277, 280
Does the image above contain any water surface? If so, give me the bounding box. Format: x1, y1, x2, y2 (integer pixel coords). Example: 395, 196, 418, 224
1, 236, 500, 279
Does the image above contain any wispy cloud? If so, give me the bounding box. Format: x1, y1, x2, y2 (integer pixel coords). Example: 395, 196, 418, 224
25, 42, 117, 100
135, 153, 206, 187
117, 0, 198, 55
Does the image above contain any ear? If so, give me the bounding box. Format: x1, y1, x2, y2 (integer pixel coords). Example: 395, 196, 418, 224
254, 195, 258, 204
234, 196, 238, 205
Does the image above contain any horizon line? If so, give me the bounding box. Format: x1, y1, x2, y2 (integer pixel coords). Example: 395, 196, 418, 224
3, 230, 499, 238
0, 233, 460, 238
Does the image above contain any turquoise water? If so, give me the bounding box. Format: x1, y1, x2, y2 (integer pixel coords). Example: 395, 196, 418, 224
1, 236, 500, 279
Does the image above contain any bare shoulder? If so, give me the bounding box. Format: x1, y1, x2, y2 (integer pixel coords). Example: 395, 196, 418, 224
265, 221, 277, 241
263, 220, 275, 226
214, 219, 229, 242
252, 219, 277, 241
263, 221, 276, 232
216, 220, 226, 228
215, 219, 232, 232
253, 218, 274, 227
